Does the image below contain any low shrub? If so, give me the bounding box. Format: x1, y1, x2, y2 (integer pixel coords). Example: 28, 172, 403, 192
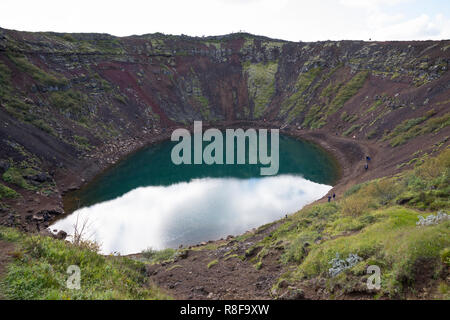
0, 183, 19, 199
2, 167, 33, 190
0, 227, 169, 300
207, 259, 218, 269
141, 247, 176, 263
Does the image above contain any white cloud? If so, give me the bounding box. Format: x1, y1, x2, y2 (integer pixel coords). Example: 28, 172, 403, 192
371, 13, 450, 40
51, 175, 331, 254
339, 0, 412, 9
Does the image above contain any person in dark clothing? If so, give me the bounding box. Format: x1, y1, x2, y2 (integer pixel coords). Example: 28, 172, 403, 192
364, 163, 368, 170
333, 193, 336, 200
328, 195, 332, 202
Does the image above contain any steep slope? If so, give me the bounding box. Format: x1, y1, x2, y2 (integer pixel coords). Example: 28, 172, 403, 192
0, 27, 448, 233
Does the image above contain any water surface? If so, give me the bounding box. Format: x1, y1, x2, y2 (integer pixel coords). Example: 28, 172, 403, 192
53, 134, 338, 254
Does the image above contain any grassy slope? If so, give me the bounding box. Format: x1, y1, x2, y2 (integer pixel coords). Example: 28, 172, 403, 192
270, 148, 449, 298
228, 148, 449, 299
0, 228, 170, 300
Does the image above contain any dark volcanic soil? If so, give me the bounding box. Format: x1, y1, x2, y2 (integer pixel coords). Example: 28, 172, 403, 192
146, 222, 284, 300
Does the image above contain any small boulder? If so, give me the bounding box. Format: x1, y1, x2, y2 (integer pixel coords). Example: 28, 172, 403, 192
55, 230, 67, 240
33, 172, 52, 183
0, 160, 10, 173
279, 287, 306, 300
176, 250, 189, 260
278, 279, 289, 288
32, 214, 44, 222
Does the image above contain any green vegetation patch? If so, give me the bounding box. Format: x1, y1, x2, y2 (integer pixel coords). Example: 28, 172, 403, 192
73, 135, 92, 152
0, 61, 12, 99
49, 90, 89, 120
253, 148, 450, 298
281, 67, 322, 121
2, 166, 34, 190
0, 227, 168, 300
302, 104, 327, 129
341, 111, 358, 123
7, 52, 68, 87
141, 247, 176, 264
243, 61, 278, 118
297, 209, 448, 297
189, 74, 211, 119
384, 111, 449, 147
207, 259, 218, 269
327, 71, 369, 115
0, 183, 19, 200
343, 124, 361, 137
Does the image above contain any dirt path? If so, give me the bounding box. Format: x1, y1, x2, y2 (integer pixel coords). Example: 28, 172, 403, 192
0, 240, 15, 300
147, 222, 286, 300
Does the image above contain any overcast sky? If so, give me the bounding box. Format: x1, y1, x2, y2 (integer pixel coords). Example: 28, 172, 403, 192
0, 0, 449, 41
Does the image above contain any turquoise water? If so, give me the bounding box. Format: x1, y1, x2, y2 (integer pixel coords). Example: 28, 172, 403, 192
53, 134, 339, 254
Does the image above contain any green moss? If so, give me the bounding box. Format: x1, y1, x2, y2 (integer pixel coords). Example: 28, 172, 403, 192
0, 183, 19, 200
2, 167, 34, 190
365, 99, 384, 115
281, 67, 322, 121
188, 74, 211, 120
49, 90, 89, 120
320, 82, 335, 99
7, 52, 68, 87
243, 61, 278, 118
0, 61, 12, 99
193, 95, 210, 119
341, 112, 358, 123
0, 227, 168, 300
343, 124, 361, 137
391, 72, 401, 80
327, 71, 369, 115
3, 97, 31, 120
62, 34, 75, 42
207, 259, 218, 269
224, 254, 239, 261
30, 119, 56, 136
166, 265, 183, 271
441, 248, 450, 266
73, 135, 91, 151
303, 105, 327, 129
113, 94, 127, 105
384, 111, 449, 147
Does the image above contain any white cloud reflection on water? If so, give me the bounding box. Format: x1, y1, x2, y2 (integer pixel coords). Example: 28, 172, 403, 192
51, 175, 331, 254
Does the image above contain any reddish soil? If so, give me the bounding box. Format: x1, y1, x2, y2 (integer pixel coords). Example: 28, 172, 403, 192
147, 222, 284, 300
